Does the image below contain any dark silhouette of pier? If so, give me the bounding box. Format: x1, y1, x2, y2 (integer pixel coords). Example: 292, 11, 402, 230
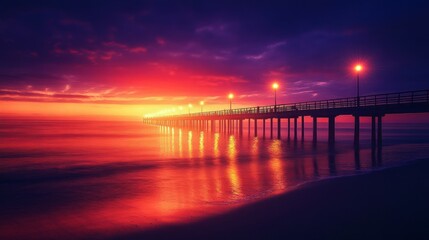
144, 90, 429, 150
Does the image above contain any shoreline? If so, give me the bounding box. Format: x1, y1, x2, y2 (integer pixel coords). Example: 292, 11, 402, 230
109, 158, 429, 240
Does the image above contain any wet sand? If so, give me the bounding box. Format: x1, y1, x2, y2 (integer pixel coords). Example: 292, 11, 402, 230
110, 159, 429, 240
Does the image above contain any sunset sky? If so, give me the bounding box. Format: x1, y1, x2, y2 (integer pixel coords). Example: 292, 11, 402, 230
1, 1, 428, 118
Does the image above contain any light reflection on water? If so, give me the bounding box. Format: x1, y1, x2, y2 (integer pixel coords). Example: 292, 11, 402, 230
0, 119, 429, 239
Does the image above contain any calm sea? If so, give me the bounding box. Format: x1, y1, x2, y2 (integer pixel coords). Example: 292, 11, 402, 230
1, 118, 429, 239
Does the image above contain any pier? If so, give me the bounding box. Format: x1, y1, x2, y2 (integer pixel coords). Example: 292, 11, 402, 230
144, 89, 429, 150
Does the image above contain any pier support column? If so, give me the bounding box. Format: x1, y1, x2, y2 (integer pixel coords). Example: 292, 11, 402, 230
232, 120, 235, 133
247, 119, 250, 137
377, 116, 382, 149
328, 116, 336, 145
288, 118, 291, 141
254, 119, 258, 137
371, 116, 376, 150
239, 119, 243, 137
313, 117, 317, 143
270, 118, 273, 139
294, 117, 298, 141
301, 115, 305, 142
233, 119, 235, 133
263, 119, 266, 139
277, 118, 281, 139
354, 115, 360, 149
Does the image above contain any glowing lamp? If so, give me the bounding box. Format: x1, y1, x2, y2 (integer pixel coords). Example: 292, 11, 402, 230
228, 93, 234, 99
355, 65, 362, 72
272, 82, 279, 89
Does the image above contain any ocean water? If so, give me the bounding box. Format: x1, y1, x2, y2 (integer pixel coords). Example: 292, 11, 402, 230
0, 118, 429, 239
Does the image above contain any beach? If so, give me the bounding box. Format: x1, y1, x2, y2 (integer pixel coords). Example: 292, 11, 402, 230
112, 158, 429, 240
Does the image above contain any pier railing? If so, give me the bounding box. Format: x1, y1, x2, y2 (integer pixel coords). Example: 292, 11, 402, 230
150, 89, 429, 118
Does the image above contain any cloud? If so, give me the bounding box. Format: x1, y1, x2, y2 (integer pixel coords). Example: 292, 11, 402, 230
103, 41, 147, 53
62, 84, 71, 92
238, 93, 261, 99
102, 41, 128, 49
0, 86, 224, 105
129, 47, 147, 53
156, 37, 166, 45
245, 53, 266, 60
53, 40, 146, 62
245, 41, 287, 61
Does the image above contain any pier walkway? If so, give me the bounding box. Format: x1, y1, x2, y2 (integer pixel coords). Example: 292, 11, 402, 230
144, 89, 429, 150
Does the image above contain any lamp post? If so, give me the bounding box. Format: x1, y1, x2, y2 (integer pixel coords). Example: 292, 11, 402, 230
228, 93, 234, 112
188, 103, 192, 115
200, 101, 204, 113
272, 82, 279, 112
354, 64, 363, 148
355, 64, 362, 107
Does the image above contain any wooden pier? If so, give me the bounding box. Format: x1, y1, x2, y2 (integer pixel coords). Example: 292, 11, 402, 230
144, 90, 429, 150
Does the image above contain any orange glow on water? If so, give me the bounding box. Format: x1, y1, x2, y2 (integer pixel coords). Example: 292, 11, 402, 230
268, 140, 287, 192
227, 135, 242, 198
199, 131, 205, 158
188, 130, 193, 158
213, 133, 220, 159
2, 118, 429, 239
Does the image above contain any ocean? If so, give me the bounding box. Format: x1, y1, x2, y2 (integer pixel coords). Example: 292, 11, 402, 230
1, 118, 428, 239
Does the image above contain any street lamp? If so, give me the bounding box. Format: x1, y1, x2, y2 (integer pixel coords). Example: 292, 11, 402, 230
200, 101, 204, 113
228, 93, 234, 111
188, 103, 193, 114
355, 64, 362, 107
272, 82, 279, 112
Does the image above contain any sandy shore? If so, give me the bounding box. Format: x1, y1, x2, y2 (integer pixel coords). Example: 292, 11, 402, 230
109, 159, 429, 240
